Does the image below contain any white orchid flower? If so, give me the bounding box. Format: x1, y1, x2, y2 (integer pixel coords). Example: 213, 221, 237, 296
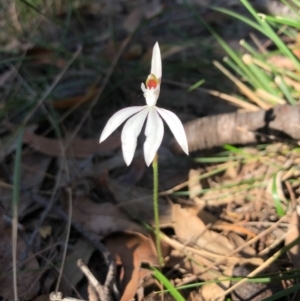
99, 42, 189, 166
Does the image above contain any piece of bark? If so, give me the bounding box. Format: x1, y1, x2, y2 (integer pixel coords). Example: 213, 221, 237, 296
172, 104, 300, 153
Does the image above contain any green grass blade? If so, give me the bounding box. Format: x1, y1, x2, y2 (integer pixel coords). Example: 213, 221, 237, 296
152, 267, 186, 301
261, 15, 300, 28
188, 79, 205, 92
223, 144, 251, 156
271, 174, 285, 217
240, 40, 262, 58
195, 156, 240, 163
275, 76, 297, 105
223, 57, 246, 79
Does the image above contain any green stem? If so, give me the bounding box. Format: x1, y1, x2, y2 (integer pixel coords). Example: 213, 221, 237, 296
152, 154, 163, 266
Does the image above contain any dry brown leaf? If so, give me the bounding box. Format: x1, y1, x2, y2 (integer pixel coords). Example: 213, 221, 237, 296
197, 207, 219, 225
23, 131, 120, 158
105, 232, 158, 301
189, 290, 204, 301
172, 204, 234, 255
26, 46, 66, 68
200, 280, 229, 301
228, 232, 256, 257
107, 179, 173, 227
52, 84, 100, 109
0, 152, 51, 215
72, 197, 148, 238
0, 216, 40, 299
165, 249, 219, 281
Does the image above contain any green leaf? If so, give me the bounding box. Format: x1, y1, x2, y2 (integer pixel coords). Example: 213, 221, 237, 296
152, 267, 186, 301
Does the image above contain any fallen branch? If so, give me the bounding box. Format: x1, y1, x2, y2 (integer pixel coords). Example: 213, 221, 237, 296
171, 104, 300, 153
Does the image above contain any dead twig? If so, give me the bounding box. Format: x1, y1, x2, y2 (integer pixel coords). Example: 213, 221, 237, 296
77, 259, 115, 301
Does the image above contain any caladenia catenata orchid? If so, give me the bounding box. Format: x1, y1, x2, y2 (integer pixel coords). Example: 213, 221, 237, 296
99, 42, 189, 268
99, 42, 189, 166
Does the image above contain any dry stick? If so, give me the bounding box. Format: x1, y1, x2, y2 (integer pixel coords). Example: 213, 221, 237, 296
78, 259, 115, 301
249, 33, 267, 54
78, 259, 106, 299
213, 61, 271, 110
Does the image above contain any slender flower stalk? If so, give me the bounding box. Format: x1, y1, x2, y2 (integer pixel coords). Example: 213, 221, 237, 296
99, 42, 189, 166
152, 154, 163, 266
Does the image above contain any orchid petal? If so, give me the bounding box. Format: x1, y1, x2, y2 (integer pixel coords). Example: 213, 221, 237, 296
99, 106, 145, 143
156, 107, 189, 155
144, 107, 164, 166
151, 42, 162, 82
121, 107, 149, 165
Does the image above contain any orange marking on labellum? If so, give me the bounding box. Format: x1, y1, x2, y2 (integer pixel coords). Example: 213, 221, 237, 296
147, 79, 157, 89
